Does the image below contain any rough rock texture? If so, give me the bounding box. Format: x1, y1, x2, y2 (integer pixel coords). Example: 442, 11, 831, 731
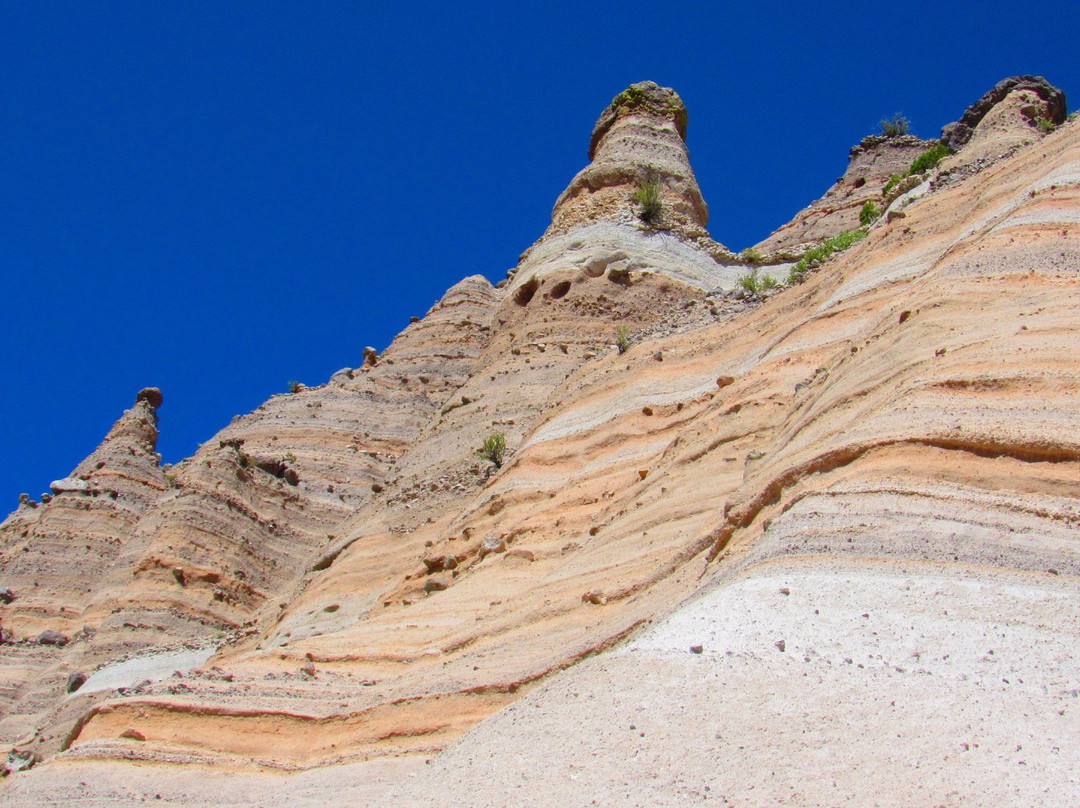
754, 133, 936, 255
545, 81, 714, 247
942, 74, 1067, 151
0, 78, 1078, 806
937, 81, 1066, 179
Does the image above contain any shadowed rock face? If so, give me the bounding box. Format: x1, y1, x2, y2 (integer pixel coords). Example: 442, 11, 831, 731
1, 78, 1078, 806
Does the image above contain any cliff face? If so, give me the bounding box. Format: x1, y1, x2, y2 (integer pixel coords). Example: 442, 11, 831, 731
0, 77, 1077, 806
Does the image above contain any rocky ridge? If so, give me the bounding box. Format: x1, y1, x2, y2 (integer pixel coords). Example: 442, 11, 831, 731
0, 77, 1077, 806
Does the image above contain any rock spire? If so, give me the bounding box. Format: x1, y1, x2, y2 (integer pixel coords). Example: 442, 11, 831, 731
548, 81, 710, 239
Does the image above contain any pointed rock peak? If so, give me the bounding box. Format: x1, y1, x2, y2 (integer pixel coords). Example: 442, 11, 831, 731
40, 389, 166, 504
942, 75, 1067, 151
589, 81, 689, 158
547, 81, 710, 241
136, 386, 163, 410
72, 389, 163, 478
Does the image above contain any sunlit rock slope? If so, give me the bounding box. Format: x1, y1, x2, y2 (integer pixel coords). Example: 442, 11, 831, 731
0, 77, 1076, 806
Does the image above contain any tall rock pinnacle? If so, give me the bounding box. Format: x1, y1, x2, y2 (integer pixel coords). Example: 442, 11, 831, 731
515, 81, 737, 298
548, 81, 710, 239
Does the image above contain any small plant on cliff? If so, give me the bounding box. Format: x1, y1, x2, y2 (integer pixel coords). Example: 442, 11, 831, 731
883, 173, 904, 195
632, 178, 662, 225
879, 113, 910, 138
615, 325, 631, 354
288, 380, 302, 394
909, 143, 951, 175
788, 229, 868, 283
739, 247, 764, 265
1035, 116, 1056, 133
859, 200, 881, 226
738, 268, 778, 295
477, 432, 507, 468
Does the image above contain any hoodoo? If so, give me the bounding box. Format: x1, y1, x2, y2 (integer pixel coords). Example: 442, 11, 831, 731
1, 77, 1078, 806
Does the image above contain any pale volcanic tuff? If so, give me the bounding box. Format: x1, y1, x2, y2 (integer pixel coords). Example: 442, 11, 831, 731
0, 77, 1077, 806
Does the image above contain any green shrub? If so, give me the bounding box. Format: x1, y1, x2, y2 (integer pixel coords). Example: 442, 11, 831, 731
1036, 117, 1056, 133
615, 325, 631, 354
737, 269, 779, 294
739, 247, 764, 265
879, 113, 910, 137
909, 143, 951, 175
478, 432, 507, 468
288, 380, 302, 394
883, 173, 904, 195
632, 178, 662, 225
859, 200, 881, 226
788, 229, 868, 282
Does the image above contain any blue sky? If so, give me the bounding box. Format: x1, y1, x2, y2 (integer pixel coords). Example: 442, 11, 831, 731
2, 2, 1077, 509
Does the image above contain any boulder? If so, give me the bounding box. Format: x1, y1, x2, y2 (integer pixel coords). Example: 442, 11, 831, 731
49, 477, 90, 495
36, 630, 69, 647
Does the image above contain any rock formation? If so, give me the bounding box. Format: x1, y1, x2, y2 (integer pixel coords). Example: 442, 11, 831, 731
0, 77, 1077, 806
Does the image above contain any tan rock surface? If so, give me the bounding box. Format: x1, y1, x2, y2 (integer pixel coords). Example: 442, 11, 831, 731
0, 80, 1077, 805
754, 133, 934, 255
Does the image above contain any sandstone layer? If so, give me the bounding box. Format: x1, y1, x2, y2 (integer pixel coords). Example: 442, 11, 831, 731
0, 79, 1077, 806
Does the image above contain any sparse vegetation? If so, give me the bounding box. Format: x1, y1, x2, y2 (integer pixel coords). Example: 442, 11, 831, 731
788, 229, 868, 283
288, 380, 302, 394
615, 325, 631, 354
1035, 117, 1056, 134
477, 432, 507, 468
632, 177, 662, 225
737, 268, 778, 294
909, 143, 951, 175
879, 113, 910, 137
739, 247, 764, 265
859, 200, 881, 226
883, 173, 904, 195
284, 452, 297, 464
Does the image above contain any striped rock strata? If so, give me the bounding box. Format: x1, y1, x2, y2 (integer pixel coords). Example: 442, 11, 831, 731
0, 79, 1078, 806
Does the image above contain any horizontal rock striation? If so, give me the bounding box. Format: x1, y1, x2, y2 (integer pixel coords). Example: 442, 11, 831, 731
0, 78, 1077, 805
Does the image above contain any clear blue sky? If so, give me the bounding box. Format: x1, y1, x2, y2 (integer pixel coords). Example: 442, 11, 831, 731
2, 1, 1077, 509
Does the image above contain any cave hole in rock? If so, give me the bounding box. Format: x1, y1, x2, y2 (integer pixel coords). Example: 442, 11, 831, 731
549, 280, 572, 299
514, 278, 540, 306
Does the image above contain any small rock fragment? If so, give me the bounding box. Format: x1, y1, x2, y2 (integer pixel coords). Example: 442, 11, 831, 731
478, 537, 507, 559
775, 639, 786, 652
690, 645, 704, 654
582, 590, 608, 605
5, 749, 40, 773
120, 728, 146, 741
716, 376, 735, 388
36, 630, 69, 647
66, 671, 87, 693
